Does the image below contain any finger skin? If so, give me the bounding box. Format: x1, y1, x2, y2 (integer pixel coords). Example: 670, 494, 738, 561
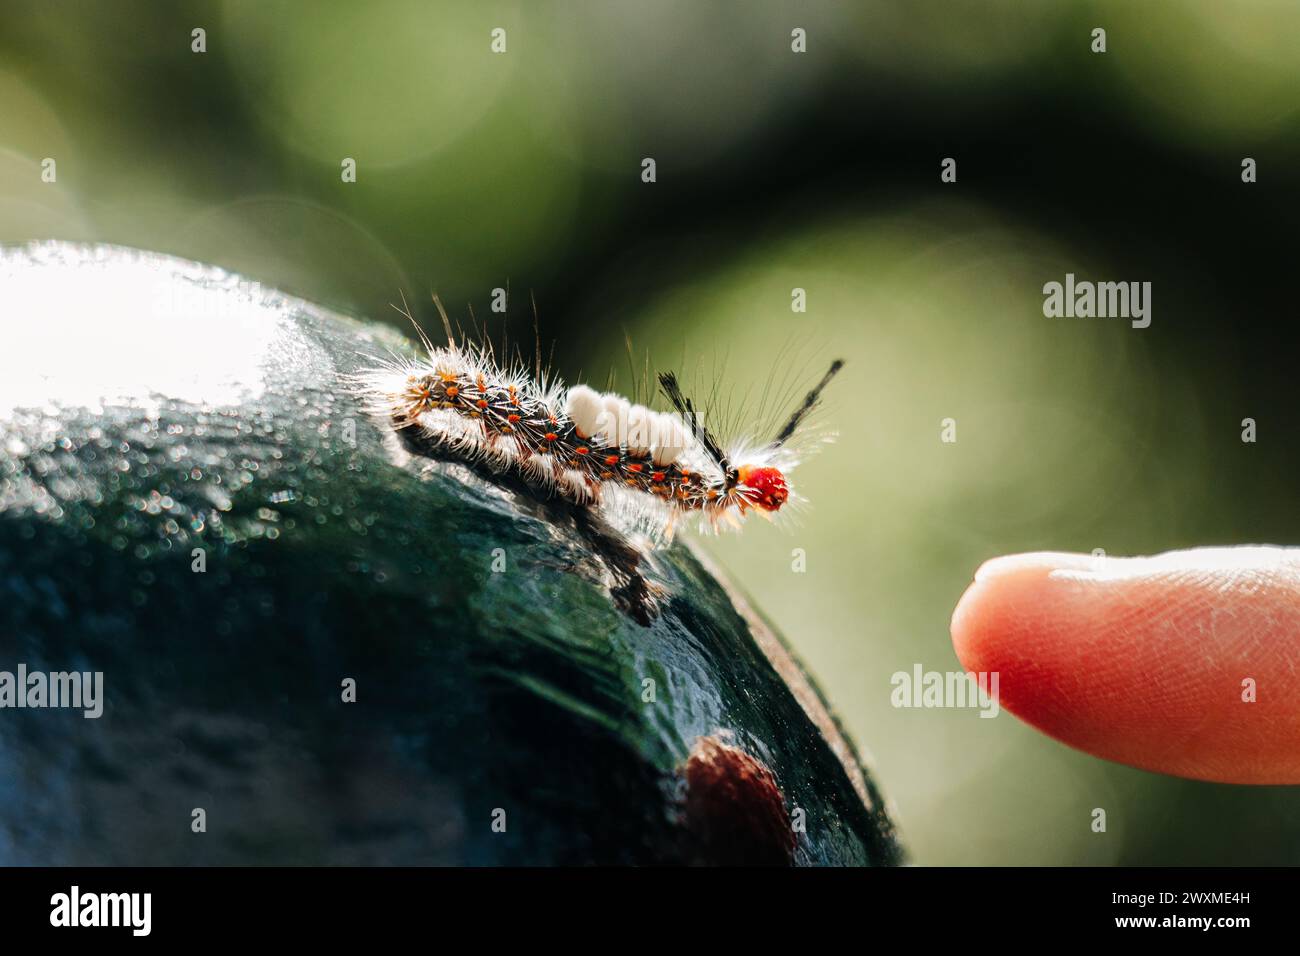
950, 547, 1300, 784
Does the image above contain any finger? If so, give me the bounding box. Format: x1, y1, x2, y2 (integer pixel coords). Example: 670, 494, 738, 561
950, 546, 1300, 784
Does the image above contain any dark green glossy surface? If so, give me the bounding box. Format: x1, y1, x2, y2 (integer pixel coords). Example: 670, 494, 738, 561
0, 243, 900, 865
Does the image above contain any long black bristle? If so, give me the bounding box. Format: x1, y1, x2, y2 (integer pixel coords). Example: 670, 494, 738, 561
769, 359, 844, 448
658, 371, 730, 472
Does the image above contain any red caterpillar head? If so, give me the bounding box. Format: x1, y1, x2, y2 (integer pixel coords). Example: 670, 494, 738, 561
736, 464, 789, 512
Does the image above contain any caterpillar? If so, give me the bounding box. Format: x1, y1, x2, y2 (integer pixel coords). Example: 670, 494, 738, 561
359, 303, 843, 546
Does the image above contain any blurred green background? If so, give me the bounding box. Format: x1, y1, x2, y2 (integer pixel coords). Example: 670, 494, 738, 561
3, 0, 1300, 864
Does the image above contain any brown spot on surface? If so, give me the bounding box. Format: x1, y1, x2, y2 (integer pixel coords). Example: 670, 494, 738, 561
685, 543, 884, 820
682, 736, 795, 866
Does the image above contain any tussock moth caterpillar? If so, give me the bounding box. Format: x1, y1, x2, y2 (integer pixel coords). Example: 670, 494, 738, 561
357, 298, 842, 548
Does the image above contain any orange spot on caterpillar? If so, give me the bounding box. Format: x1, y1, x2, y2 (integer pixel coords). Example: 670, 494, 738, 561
627, 463, 644, 474
652, 471, 665, 482
507, 413, 521, 424
575, 446, 589, 455
445, 385, 459, 398
476, 399, 489, 409
604, 454, 619, 466
544, 432, 558, 442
